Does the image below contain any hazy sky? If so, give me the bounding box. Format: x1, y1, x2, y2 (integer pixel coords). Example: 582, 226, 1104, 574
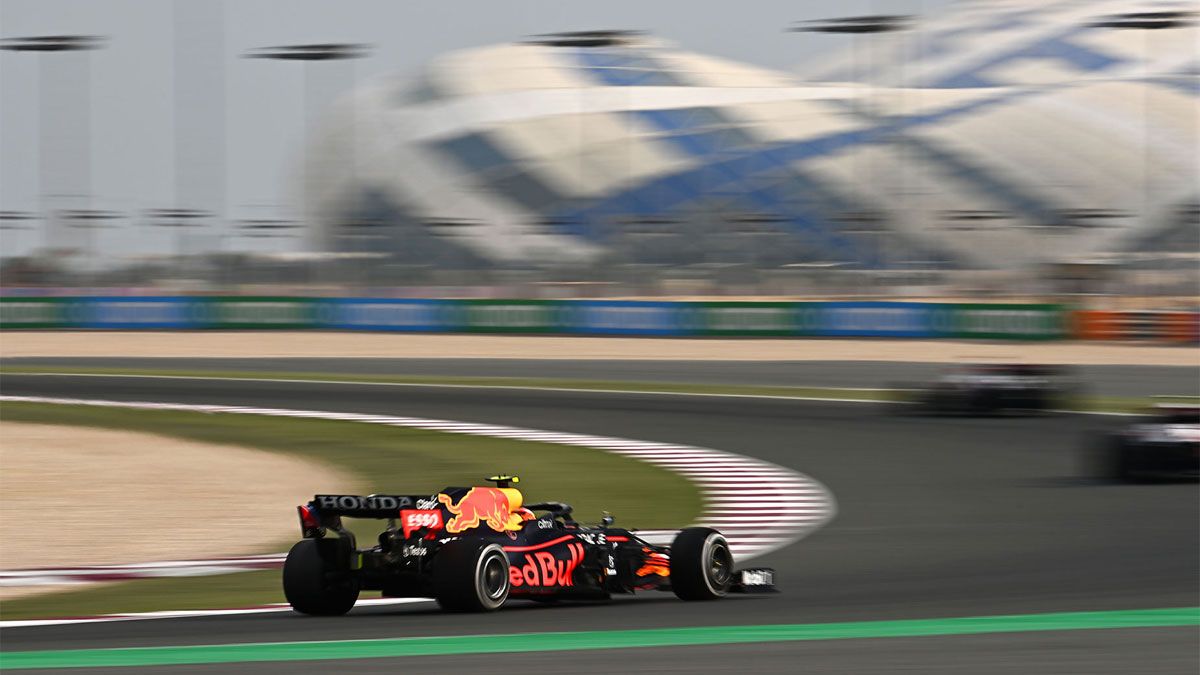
0, 0, 949, 256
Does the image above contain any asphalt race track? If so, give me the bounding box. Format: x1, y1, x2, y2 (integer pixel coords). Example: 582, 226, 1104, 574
7, 356, 1200, 397
1, 368, 1197, 673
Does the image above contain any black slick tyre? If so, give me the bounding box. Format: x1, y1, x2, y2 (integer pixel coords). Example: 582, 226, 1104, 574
434, 541, 510, 612
670, 527, 733, 601
282, 539, 360, 616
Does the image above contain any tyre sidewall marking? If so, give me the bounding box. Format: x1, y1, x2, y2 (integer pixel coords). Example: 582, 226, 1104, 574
702, 533, 729, 597
475, 544, 509, 609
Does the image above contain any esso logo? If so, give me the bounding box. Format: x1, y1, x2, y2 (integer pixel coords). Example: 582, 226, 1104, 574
400, 509, 443, 537
406, 511, 440, 528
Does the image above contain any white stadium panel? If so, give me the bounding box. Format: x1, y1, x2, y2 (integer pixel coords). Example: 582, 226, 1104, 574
724, 99, 861, 143
1060, 82, 1200, 175
983, 59, 1099, 86
400, 89, 616, 144
660, 51, 798, 89
490, 112, 646, 163
535, 136, 695, 198
803, 0, 1193, 90
1037, 92, 1197, 207
803, 0, 1084, 86
1072, 20, 1198, 73
589, 136, 695, 181
892, 87, 1002, 117
797, 140, 1071, 268
427, 44, 591, 97
924, 98, 1144, 208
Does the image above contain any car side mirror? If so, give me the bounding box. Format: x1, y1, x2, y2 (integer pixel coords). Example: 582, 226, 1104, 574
601, 513, 615, 528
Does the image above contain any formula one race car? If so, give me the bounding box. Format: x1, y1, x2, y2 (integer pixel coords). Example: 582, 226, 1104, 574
283, 476, 775, 614
893, 364, 1077, 415
1097, 403, 1200, 482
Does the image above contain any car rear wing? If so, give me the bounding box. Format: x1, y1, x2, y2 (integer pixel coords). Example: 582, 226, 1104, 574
307, 494, 434, 519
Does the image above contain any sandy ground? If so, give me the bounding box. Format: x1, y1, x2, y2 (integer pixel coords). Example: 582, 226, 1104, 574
0, 331, 1196, 366
0, 421, 359, 599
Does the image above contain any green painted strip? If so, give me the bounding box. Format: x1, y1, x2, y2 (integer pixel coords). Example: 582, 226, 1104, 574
3, 608, 1197, 670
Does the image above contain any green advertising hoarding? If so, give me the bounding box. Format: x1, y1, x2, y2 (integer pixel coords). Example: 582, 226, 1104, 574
455, 300, 563, 333
201, 297, 318, 329
0, 298, 67, 329
695, 302, 797, 336
943, 304, 1066, 341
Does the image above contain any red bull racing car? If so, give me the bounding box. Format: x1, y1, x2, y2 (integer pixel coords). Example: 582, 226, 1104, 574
283, 476, 775, 614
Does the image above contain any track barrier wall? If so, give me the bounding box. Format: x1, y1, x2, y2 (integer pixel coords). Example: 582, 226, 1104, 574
1, 298, 1194, 341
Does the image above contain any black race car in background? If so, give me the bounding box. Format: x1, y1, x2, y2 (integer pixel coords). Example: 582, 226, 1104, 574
283, 476, 775, 615
893, 364, 1078, 415
1098, 403, 1200, 482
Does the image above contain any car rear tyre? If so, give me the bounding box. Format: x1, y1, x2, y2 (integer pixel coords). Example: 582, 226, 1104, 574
434, 541, 510, 612
283, 539, 359, 616
671, 527, 733, 601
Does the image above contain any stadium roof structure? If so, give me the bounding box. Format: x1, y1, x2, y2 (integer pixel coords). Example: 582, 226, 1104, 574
302, 0, 1198, 270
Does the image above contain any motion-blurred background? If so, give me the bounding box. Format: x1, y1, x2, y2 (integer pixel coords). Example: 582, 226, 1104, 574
1, 0, 1197, 301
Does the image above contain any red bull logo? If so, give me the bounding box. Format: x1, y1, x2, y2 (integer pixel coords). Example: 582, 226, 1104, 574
509, 542, 585, 588
438, 487, 526, 533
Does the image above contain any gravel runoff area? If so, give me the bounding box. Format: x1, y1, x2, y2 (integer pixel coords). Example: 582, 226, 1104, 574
1, 332, 1197, 366
0, 421, 359, 599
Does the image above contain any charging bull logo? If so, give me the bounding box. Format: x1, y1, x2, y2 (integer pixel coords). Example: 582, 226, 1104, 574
509, 542, 585, 588
438, 488, 525, 533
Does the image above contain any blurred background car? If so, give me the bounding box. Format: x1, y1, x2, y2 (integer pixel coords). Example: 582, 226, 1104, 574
891, 363, 1079, 415
1097, 402, 1200, 482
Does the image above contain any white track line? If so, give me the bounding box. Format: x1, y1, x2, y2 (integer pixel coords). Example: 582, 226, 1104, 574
0, 395, 836, 594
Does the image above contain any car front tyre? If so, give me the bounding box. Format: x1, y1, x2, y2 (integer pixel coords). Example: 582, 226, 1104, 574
671, 527, 733, 601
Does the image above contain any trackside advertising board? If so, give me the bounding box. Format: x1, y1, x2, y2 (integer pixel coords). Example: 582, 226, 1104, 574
562, 301, 685, 335
321, 298, 447, 331
694, 302, 796, 336
798, 302, 935, 338
198, 297, 317, 329
0, 297, 1085, 340
0, 298, 67, 329
941, 304, 1067, 341
456, 300, 562, 333
71, 297, 197, 329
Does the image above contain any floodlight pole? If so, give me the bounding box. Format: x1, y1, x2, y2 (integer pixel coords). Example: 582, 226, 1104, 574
0, 35, 105, 257
62, 208, 122, 281
790, 16, 911, 271
243, 46, 370, 232
145, 207, 212, 268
